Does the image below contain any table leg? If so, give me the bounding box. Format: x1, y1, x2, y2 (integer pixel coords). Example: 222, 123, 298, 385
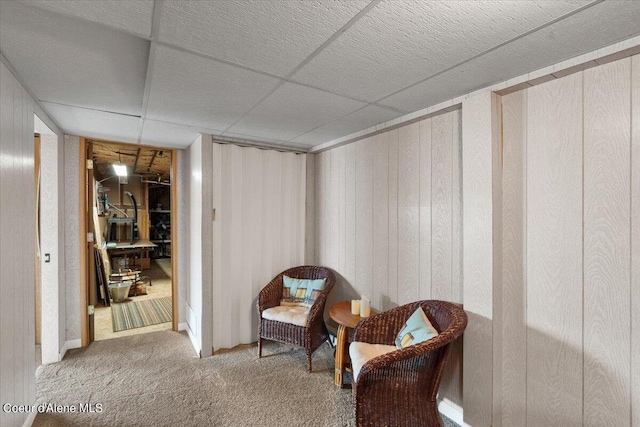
335, 324, 348, 388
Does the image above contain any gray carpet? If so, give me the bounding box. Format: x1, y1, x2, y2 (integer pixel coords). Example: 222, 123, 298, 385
34, 331, 460, 426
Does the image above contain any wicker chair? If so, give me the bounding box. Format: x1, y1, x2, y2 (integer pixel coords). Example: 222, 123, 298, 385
257, 266, 335, 372
351, 300, 467, 427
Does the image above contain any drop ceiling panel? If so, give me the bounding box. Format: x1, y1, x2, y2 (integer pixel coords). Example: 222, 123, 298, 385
291, 0, 591, 102
292, 105, 403, 145
227, 82, 365, 141
0, 2, 148, 116
141, 120, 203, 149
158, 0, 370, 76
41, 102, 140, 144
20, 0, 154, 38
145, 45, 281, 131
380, 0, 640, 112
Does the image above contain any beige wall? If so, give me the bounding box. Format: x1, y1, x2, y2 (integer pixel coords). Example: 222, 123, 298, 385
64, 136, 81, 343
310, 109, 464, 409
497, 55, 639, 426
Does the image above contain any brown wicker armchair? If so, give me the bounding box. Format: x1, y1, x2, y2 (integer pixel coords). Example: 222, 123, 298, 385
257, 266, 335, 372
351, 300, 467, 427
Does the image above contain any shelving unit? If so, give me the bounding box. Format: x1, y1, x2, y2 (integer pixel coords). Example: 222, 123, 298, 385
148, 186, 171, 259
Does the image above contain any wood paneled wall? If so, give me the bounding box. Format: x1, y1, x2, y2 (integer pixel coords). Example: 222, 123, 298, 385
632, 54, 640, 427
312, 109, 463, 408
462, 91, 501, 427
0, 61, 36, 427
499, 55, 639, 427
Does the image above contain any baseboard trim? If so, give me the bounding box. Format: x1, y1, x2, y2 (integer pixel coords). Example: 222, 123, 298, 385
185, 325, 200, 356
178, 322, 187, 331
22, 402, 38, 427
59, 339, 81, 361
438, 398, 464, 426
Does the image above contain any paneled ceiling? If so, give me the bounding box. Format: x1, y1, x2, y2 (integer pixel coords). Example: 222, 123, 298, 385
1, 1, 639, 150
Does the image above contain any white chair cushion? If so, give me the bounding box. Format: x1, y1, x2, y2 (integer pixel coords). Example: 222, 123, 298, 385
262, 305, 309, 327
349, 342, 397, 381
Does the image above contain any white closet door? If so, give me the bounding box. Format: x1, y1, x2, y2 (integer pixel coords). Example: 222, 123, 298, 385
212, 144, 306, 349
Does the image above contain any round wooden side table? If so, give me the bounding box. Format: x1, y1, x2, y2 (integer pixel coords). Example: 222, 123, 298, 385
329, 300, 377, 388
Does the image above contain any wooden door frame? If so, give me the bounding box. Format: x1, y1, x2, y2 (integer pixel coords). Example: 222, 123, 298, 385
80, 137, 90, 345
171, 149, 178, 331
80, 139, 179, 345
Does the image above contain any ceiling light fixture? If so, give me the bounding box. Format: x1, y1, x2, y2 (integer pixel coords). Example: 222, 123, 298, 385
112, 153, 127, 177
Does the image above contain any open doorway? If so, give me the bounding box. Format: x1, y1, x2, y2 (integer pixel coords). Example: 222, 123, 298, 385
86, 139, 175, 341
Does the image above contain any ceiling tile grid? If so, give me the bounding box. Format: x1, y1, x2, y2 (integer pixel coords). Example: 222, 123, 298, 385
291, 104, 403, 145
1, 0, 638, 150
158, 0, 370, 76
379, 0, 640, 112
20, 0, 154, 38
145, 45, 281, 131
41, 102, 141, 144
290, 0, 592, 102
140, 119, 203, 148
0, 1, 149, 116
226, 82, 366, 141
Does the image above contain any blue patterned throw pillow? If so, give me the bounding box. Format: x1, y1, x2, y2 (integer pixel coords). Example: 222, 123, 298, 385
394, 307, 439, 349
281, 276, 326, 308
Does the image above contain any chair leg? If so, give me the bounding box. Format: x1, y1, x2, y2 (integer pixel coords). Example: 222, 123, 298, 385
258, 338, 263, 358
307, 350, 312, 373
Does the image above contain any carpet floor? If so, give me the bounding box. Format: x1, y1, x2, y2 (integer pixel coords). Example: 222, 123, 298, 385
33, 331, 460, 427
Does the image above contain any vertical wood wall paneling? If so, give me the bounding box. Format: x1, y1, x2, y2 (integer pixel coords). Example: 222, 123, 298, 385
492, 93, 504, 427
332, 147, 347, 276
387, 130, 399, 305
462, 92, 496, 427
431, 114, 453, 301
500, 90, 528, 426
323, 150, 331, 269
344, 144, 357, 300
2, 66, 17, 427
397, 123, 420, 305
22, 83, 34, 409
355, 138, 374, 300
583, 58, 631, 427
631, 54, 640, 427
373, 133, 389, 310
0, 62, 36, 427
418, 118, 433, 301
314, 152, 325, 267
329, 149, 339, 271
526, 73, 583, 426
312, 109, 463, 406
451, 110, 463, 304
305, 154, 315, 264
